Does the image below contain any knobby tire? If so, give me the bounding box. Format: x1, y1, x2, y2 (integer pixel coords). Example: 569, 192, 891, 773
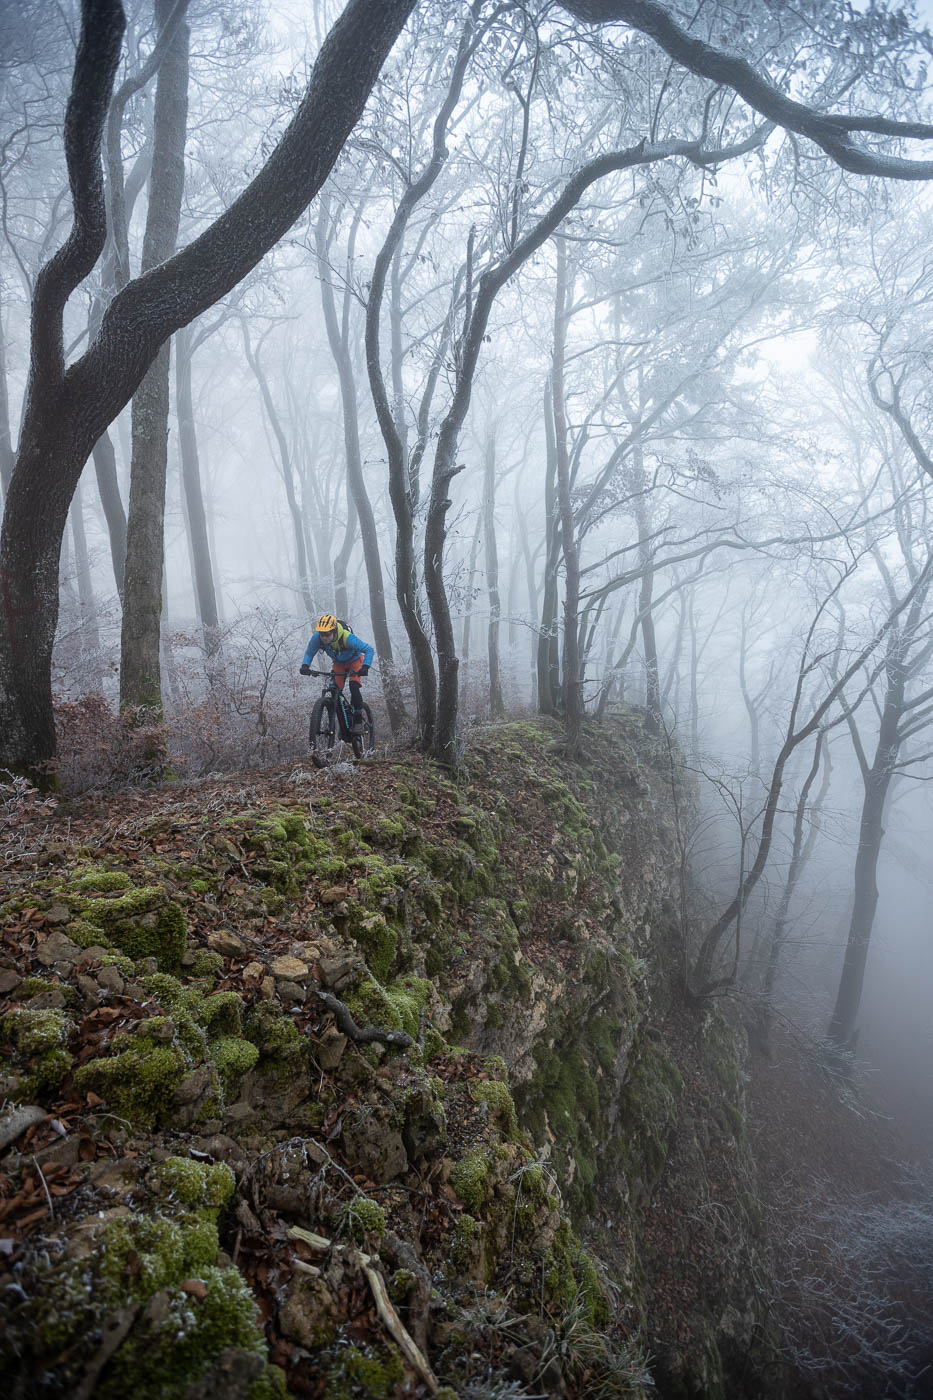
309, 697, 335, 769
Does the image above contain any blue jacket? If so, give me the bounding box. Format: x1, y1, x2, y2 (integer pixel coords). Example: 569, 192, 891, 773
302, 625, 374, 668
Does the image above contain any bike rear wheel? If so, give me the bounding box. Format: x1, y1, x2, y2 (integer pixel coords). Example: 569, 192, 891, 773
351, 702, 376, 759
309, 697, 336, 768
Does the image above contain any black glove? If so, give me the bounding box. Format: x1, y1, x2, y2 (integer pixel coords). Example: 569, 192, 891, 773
359, 665, 369, 677
299, 664, 311, 676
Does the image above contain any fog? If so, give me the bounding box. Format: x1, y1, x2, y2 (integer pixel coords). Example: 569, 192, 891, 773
2, 0, 933, 1157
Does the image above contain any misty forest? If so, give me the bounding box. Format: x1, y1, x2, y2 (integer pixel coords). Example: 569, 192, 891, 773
2, 0, 933, 1396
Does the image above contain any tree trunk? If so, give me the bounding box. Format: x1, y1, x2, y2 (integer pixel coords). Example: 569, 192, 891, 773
461, 510, 483, 663
91, 430, 127, 598
119, 0, 189, 716
828, 642, 906, 1048
0, 286, 14, 501
69, 476, 103, 690
333, 489, 358, 622
175, 324, 221, 654
483, 431, 505, 718
552, 239, 583, 757
537, 380, 561, 715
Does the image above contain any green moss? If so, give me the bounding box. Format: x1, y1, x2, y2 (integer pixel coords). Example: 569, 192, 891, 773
211, 1036, 259, 1095
544, 1222, 609, 1326
96, 1266, 267, 1400
22, 1047, 74, 1097
473, 1079, 519, 1139
189, 949, 225, 978
450, 1149, 491, 1213
199, 991, 244, 1038
324, 1344, 406, 1399
19, 976, 67, 1001
616, 1033, 683, 1191
246, 1367, 289, 1400
449, 1212, 482, 1271
345, 908, 397, 982
383, 974, 431, 1039
244, 1004, 302, 1064
518, 1044, 603, 1217
334, 1196, 386, 1242
69, 887, 188, 970
155, 1157, 235, 1210
30, 1211, 223, 1360
67, 920, 116, 949
73, 870, 132, 892
100, 953, 135, 977
74, 1022, 189, 1126
311, 855, 348, 883
2, 1006, 71, 1055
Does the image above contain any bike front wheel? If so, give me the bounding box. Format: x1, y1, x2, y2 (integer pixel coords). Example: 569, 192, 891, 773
309, 697, 336, 768
351, 702, 376, 759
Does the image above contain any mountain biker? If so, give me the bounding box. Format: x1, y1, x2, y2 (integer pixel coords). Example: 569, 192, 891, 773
300, 613, 374, 735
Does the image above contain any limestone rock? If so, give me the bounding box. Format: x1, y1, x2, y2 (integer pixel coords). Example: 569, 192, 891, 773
44, 904, 71, 926
96, 965, 125, 995
36, 929, 80, 966
280, 1274, 339, 1349
341, 1106, 408, 1184
242, 961, 264, 980
318, 954, 359, 991
315, 1027, 347, 1071
276, 979, 306, 1004
270, 955, 309, 982
207, 928, 245, 958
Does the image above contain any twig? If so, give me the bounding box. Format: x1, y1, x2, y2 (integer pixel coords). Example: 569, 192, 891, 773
31, 1156, 54, 1221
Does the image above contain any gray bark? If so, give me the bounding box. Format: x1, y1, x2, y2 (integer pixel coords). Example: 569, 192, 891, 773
483, 431, 505, 718
119, 0, 189, 716
175, 324, 220, 653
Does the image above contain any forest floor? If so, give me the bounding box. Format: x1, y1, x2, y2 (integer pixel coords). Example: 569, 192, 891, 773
1, 749, 930, 1398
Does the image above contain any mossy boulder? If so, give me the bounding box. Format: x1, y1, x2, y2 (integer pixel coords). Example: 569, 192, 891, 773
1, 1006, 74, 1099
74, 1018, 190, 1126
67, 885, 187, 970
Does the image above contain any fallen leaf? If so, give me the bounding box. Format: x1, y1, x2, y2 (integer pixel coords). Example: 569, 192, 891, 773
180, 1278, 207, 1300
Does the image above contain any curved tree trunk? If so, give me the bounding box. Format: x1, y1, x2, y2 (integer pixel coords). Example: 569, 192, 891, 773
552, 239, 583, 758
91, 431, 127, 599
537, 380, 561, 716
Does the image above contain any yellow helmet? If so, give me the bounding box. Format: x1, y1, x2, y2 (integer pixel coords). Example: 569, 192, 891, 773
317, 613, 337, 633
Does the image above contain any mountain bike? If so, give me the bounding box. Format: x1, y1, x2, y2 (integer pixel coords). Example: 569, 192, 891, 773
307, 669, 375, 768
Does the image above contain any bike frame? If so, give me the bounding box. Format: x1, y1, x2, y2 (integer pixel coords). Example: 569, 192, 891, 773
310, 670, 356, 738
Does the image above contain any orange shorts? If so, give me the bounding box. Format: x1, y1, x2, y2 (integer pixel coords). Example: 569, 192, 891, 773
332, 657, 364, 692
